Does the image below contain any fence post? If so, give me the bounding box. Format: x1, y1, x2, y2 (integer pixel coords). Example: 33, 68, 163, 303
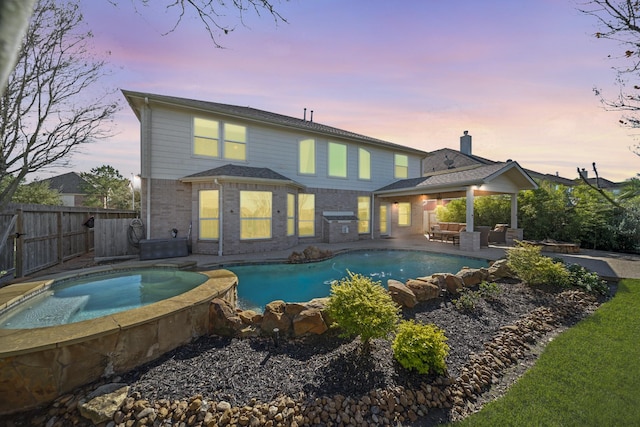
57, 211, 63, 264
15, 209, 24, 278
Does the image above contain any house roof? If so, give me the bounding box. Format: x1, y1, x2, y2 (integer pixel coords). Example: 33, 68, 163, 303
376, 161, 537, 196
40, 172, 88, 194
181, 164, 304, 188
122, 90, 428, 156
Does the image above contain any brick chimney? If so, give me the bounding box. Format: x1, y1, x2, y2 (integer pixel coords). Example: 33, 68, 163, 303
460, 131, 472, 155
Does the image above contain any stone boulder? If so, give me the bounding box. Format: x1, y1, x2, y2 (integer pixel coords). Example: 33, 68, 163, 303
79, 383, 129, 425
443, 273, 464, 294
405, 277, 441, 301
209, 298, 243, 336
293, 308, 328, 336
456, 268, 489, 287
488, 258, 514, 280
388, 279, 418, 308
261, 300, 292, 335
238, 309, 261, 325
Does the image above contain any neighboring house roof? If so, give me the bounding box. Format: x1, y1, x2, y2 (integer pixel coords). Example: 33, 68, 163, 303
181, 164, 305, 188
376, 161, 537, 196
122, 90, 428, 156
40, 172, 88, 194
422, 148, 496, 173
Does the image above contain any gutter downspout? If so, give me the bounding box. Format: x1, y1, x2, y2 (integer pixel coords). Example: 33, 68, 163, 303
215, 179, 223, 256
143, 97, 152, 239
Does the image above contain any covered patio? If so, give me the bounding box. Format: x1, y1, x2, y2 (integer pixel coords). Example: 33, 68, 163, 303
374, 161, 538, 251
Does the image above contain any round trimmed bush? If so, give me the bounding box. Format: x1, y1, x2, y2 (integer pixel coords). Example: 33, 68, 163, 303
392, 320, 450, 375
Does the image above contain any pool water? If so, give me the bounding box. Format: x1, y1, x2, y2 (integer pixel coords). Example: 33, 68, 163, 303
0, 269, 208, 329
232, 250, 486, 312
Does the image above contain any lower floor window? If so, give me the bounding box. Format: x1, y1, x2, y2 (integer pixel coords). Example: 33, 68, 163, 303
358, 196, 370, 233
240, 191, 272, 239
199, 189, 219, 239
398, 202, 411, 226
298, 193, 315, 237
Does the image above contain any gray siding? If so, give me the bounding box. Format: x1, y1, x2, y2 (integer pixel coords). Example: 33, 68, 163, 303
146, 104, 424, 190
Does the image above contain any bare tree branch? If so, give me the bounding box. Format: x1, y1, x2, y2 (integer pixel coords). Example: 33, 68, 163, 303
577, 163, 624, 209
0, 0, 118, 210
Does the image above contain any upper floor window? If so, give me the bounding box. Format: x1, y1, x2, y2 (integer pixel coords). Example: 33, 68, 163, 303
299, 139, 316, 175
328, 141, 347, 178
395, 154, 408, 179
224, 123, 246, 161
358, 148, 371, 180
193, 117, 219, 157
240, 191, 272, 239
199, 190, 219, 239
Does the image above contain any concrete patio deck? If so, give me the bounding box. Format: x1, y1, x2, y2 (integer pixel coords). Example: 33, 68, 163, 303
15, 235, 640, 283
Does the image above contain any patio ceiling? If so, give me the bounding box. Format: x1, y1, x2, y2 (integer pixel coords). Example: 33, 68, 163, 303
374, 161, 538, 198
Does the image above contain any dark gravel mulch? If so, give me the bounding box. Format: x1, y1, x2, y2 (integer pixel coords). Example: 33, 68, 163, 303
121, 281, 559, 408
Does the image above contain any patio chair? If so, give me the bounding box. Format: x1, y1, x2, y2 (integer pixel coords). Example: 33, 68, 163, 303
488, 224, 509, 244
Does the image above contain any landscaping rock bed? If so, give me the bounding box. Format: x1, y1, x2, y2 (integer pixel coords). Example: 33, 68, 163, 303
5, 280, 603, 426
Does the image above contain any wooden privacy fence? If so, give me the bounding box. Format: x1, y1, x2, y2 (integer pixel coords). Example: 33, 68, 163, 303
0, 204, 136, 281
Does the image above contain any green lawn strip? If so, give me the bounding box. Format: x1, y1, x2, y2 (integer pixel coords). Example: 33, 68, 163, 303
453, 279, 640, 427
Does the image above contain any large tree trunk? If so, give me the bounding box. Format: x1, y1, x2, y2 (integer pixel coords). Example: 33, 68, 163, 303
0, 0, 36, 94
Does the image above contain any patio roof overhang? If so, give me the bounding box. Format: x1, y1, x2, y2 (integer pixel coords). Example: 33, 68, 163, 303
374, 161, 538, 198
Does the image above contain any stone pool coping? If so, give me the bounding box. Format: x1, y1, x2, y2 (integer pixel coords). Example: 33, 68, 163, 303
0, 261, 238, 414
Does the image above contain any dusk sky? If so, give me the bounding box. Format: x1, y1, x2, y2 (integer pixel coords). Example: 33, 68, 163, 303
43, 0, 640, 183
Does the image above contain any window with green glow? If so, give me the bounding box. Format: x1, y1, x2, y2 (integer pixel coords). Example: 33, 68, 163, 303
359, 148, 371, 180
358, 196, 370, 234
193, 117, 219, 157
298, 193, 315, 237
299, 139, 315, 174
398, 202, 411, 226
240, 191, 272, 239
199, 190, 219, 239
394, 154, 408, 178
287, 193, 295, 236
328, 142, 347, 178
223, 123, 246, 161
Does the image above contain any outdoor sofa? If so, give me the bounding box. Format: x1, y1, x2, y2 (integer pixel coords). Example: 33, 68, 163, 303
488, 224, 509, 244
429, 222, 466, 244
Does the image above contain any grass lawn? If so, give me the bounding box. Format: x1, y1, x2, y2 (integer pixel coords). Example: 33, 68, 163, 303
453, 278, 640, 427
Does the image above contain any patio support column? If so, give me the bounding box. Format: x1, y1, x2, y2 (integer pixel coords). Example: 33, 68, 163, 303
510, 193, 518, 229
466, 186, 474, 230
459, 186, 480, 251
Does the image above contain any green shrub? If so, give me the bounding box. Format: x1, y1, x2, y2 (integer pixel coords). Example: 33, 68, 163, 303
325, 271, 401, 347
567, 263, 609, 295
452, 288, 480, 311
479, 281, 501, 300
392, 320, 450, 375
507, 242, 570, 287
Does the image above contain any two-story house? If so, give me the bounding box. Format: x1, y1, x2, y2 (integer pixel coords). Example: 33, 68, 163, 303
123, 90, 537, 255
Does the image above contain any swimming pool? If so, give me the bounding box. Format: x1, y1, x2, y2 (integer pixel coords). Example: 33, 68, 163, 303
231, 250, 486, 312
0, 268, 208, 329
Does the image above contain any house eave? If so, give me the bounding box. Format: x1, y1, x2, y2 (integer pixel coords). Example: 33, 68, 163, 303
180, 174, 306, 189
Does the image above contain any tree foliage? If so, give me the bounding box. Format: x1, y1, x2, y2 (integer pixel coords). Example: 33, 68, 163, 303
0, 0, 117, 211
0, 176, 60, 205
435, 177, 640, 253
80, 165, 131, 209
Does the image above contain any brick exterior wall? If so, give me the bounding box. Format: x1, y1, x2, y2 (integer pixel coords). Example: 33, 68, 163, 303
143, 179, 386, 256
